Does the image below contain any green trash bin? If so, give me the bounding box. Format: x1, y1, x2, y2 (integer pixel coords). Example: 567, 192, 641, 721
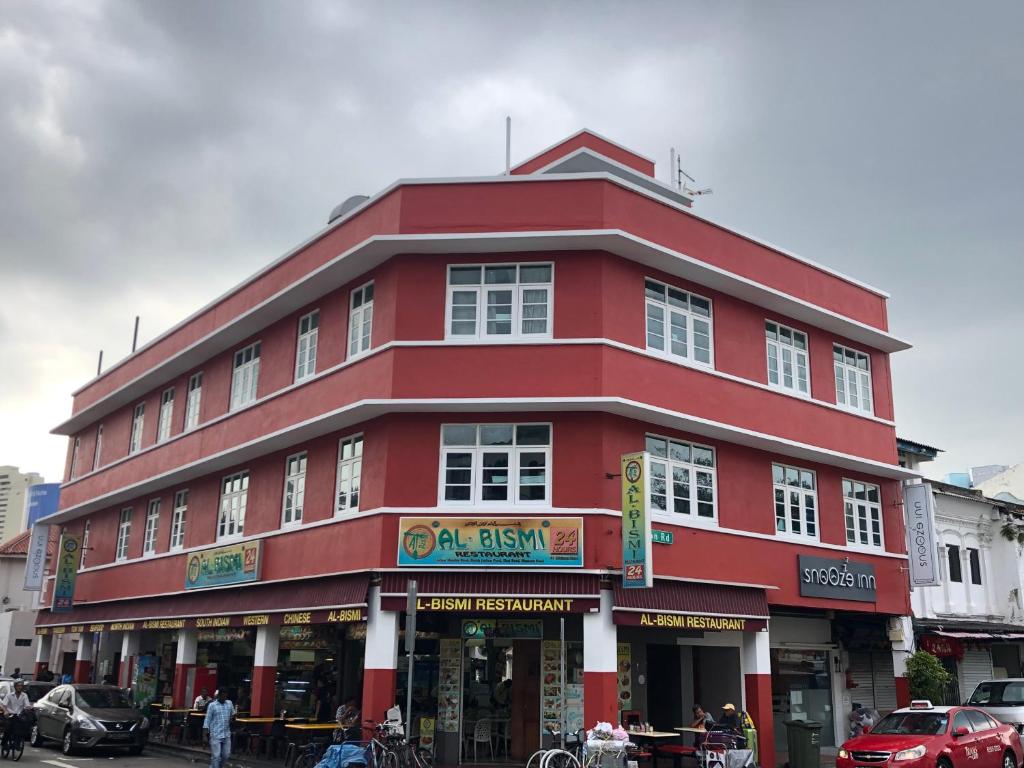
783, 720, 823, 768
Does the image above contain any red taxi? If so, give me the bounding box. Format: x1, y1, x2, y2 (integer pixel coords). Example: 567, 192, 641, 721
837, 701, 1023, 768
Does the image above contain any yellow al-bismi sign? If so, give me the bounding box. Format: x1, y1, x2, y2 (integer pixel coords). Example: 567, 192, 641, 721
621, 452, 652, 588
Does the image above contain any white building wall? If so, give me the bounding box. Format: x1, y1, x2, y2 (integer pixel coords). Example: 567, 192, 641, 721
0, 468, 43, 545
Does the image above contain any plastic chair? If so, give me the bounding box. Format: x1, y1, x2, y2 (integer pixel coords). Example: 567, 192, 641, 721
473, 718, 494, 761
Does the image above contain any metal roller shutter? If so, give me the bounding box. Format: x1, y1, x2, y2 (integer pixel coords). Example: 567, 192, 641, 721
847, 652, 898, 714
960, 648, 994, 703
870, 652, 897, 713
847, 653, 876, 709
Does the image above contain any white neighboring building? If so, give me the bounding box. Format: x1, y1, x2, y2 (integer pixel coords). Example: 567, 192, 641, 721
0, 467, 44, 545
0, 529, 56, 676
977, 464, 1024, 504
910, 481, 1024, 704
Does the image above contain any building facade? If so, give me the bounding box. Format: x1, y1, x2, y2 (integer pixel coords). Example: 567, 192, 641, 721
0, 529, 57, 675
0, 467, 44, 544
37, 130, 916, 766
911, 481, 1024, 704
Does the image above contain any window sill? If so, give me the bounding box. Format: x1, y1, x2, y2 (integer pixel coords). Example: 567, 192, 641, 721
651, 513, 719, 529
774, 531, 820, 543
767, 384, 811, 400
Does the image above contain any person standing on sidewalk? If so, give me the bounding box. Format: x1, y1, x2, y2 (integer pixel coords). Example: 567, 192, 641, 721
202, 689, 235, 768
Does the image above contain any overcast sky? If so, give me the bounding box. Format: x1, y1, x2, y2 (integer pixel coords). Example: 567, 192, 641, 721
2, 0, 1022, 484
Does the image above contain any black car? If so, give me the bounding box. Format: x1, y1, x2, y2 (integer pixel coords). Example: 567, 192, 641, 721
31, 684, 149, 755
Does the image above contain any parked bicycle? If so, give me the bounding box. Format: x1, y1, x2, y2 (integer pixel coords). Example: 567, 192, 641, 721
527, 725, 584, 768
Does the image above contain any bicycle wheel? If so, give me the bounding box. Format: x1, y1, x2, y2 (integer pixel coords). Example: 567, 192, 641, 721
545, 749, 582, 768
295, 752, 318, 768
11, 737, 23, 762
415, 747, 434, 768
527, 749, 548, 768
382, 747, 400, 768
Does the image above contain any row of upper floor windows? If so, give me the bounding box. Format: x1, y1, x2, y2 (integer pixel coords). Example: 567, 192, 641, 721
65, 262, 883, 481
79, 420, 892, 570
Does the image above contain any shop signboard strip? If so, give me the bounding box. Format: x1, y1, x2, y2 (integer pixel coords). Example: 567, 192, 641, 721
397, 516, 583, 567
51, 532, 82, 612
612, 610, 767, 631
381, 595, 598, 613
904, 482, 940, 587
35, 606, 368, 634
621, 451, 653, 588
185, 540, 262, 589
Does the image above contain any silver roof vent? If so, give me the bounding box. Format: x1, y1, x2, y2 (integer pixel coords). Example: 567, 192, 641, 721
328, 194, 369, 225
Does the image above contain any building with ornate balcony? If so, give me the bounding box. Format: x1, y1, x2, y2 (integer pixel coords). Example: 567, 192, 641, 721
36, 130, 916, 765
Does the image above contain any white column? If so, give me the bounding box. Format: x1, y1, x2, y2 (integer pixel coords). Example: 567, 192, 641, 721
891, 615, 915, 678
255, 625, 280, 667
741, 629, 770, 676
963, 548, 976, 613
35, 634, 52, 668
119, 632, 140, 688
176, 628, 198, 665
365, 587, 399, 671
76, 632, 94, 662
582, 589, 617, 674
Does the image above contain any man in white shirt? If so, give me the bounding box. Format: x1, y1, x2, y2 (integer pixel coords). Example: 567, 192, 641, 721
1, 681, 31, 749
193, 688, 212, 711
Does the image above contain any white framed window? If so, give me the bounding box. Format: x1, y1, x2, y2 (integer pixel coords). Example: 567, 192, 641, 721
295, 311, 320, 381
218, 471, 249, 541
230, 343, 261, 411
439, 423, 551, 506
844, 479, 883, 548
143, 498, 160, 556
157, 387, 175, 443
765, 321, 809, 395
69, 437, 81, 480
115, 507, 132, 562
834, 344, 873, 415
348, 282, 374, 358
170, 490, 187, 551
92, 425, 104, 471
335, 436, 363, 515
772, 463, 818, 539
644, 279, 713, 366
646, 435, 717, 522
283, 451, 308, 526
129, 403, 145, 454
184, 372, 203, 430
446, 263, 553, 340
80, 521, 90, 569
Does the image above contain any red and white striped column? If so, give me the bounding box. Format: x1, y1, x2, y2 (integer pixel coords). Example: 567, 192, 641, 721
33, 633, 52, 679
119, 632, 140, 688
742, 629, 774, 768
583, 588, 618, 726
251, 625, 280, 716
891, 616, 914, 708
172, 629, 197, 708
73, 631, 94, 683
362, 586, 399, 725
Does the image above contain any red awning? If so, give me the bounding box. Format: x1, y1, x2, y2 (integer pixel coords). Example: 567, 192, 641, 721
36, 572, 370, 629
380, 571, 601, 613
612, 578, 769, 631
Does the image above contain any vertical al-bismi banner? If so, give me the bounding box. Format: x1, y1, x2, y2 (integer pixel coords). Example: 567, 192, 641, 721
904, 482, 940, 588
51, 533, 81, 612
621, 451, 653, 588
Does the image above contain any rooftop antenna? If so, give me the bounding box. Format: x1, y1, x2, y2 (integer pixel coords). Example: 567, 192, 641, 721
676, 154, 713, 197
131, 315, 140, 353
669, 148, 677, 188
505, 116, 512, 176
96, 350, 103, 376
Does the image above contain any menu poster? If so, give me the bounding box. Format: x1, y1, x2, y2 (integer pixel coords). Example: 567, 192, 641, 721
565, 683, 584, 734
541, 640, 562, 734
437, 639, 461, 733
617, 643, 632, 715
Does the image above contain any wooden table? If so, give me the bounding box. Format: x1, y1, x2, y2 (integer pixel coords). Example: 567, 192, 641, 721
286, 723, 339, 731
630, 731, 683, 768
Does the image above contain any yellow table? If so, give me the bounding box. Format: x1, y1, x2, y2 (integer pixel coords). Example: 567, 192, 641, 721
286, 723, 338, 731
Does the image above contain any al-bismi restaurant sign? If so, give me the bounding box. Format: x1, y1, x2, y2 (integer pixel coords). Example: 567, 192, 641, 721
185, 540, 262, 589
798, 555, 877, 603
397, 517, 583, 567
613, 612, 767, 631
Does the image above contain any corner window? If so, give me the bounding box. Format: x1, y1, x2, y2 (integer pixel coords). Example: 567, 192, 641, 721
115, 508, 132, 562
157, 387, 175, 443
348, 282, 374, 358
230, 343, 261, 411
170, 490, 187, 551
79, 521, 90, 569
645, 435, 716, 522
439, 423, 551, 505
843, 479, 883, 548
129, 403, 145, 455
834, 344, 873, 415
446, 263, 553, 339
335, 436, 363, 515
143, 499, 160, 556
92, 425, 104, 471
283, 451, 308, 526
772, 463, 818, 539
644, 279, 713, 366
766, 322, 809, 395
218, 471, 249, 541
295, 311, 319, 382
968, 547, 982, 585
946, 544, 962, 583
69, 437, 81, 480
184, 373, 203, 430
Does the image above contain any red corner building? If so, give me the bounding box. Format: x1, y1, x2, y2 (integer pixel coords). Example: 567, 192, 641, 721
39, 130, 915, 765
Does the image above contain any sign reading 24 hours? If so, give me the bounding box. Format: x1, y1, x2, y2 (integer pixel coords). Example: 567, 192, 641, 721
397, 517, 583, 567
